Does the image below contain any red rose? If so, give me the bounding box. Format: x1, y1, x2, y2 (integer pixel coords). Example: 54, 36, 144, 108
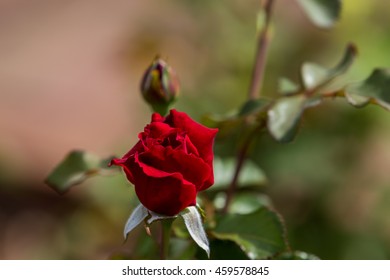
110, 109, 218, 216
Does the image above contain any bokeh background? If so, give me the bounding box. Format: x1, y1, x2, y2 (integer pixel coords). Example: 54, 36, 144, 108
1, 0, 390, 259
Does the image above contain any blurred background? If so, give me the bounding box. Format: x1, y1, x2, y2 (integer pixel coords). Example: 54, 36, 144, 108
1, 0, 390, 259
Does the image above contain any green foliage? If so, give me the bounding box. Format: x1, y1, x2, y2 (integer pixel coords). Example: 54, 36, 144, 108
208, 239, 250, 260
202, 98, 270, 139
278, 77, 300, 95
297, 0, 342, 28
228, 193, 272, 215
301, 44, 357, 90
238, 99, 270, 117
212, 157, 267, 191
266, 44, 357, 142
275, 251, 320, 260
212, 207, 288, 259
45, 150, 115, 194
267, 95, 309, 142
345, 68, 390, 110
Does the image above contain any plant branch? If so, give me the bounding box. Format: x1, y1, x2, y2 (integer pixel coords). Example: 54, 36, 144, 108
222, 132, 253, 214
222, 0, 275, 214
248, 0, 275, 100
222, 123, 263, 214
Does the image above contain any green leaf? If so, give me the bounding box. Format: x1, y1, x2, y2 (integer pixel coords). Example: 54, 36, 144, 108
212, 207, 287, 259
212, 157, 267, 191
202, 112, 241, 139
278, 77, 300, 95
202, 99, 270, 138
302, 63, 329, 90
297, 0, 341, 29
301, 43, 357, 90
229, 193, 272, 215
345, 68, 390, 110
209, 239, 249, 260
238, 98, 270, 117
267, 95, 304, 142
275, 251, 320, 260
267, 95, 312, 142
213, 192, 272, 214
45, 150, 115, 194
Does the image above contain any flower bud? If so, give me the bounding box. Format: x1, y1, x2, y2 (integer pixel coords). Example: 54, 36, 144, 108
140, 57, 180, 116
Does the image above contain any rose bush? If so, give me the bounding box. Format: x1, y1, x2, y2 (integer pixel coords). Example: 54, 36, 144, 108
110, 109, 218, 216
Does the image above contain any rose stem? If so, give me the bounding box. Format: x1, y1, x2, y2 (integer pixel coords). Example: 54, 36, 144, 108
222, 124, 263, 214
222, 0, 275, 214
222, 129, 256, 214
159, 219, 173, 260
248, 0, 275, 101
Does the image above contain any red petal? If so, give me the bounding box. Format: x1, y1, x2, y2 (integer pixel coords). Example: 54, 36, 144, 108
110, 157, 135, 184
139, 145, 212, 191
183, 135, 199, 156
135, 151, 183, 180
165, 109, 218, 165
120, 140, 144, 160
132, 153, 197, 215
143, 122, 175, 140
151, 112, 164, 123
135, 175, 196, 216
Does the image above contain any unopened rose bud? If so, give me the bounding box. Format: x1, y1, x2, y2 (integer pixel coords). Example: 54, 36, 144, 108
140, 57, 180, 116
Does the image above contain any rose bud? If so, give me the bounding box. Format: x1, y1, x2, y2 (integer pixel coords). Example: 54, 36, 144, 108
110, 109, 218, 216
140, 57, 180, 116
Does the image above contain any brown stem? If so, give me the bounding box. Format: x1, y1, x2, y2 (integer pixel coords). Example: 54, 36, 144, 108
222, 132, 254, 214
222, 124, 263, 214
222, 0, 275, 213
248, 0, 275, 100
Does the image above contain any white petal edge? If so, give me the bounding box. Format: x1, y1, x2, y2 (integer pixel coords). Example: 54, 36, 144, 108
180, 206, 210, 258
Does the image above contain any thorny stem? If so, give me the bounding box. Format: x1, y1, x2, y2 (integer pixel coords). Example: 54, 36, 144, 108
223, 0, 275, 214
248, 0, 275, 100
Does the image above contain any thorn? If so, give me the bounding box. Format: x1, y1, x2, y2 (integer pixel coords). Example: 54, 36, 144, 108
145, 225, 152, 236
